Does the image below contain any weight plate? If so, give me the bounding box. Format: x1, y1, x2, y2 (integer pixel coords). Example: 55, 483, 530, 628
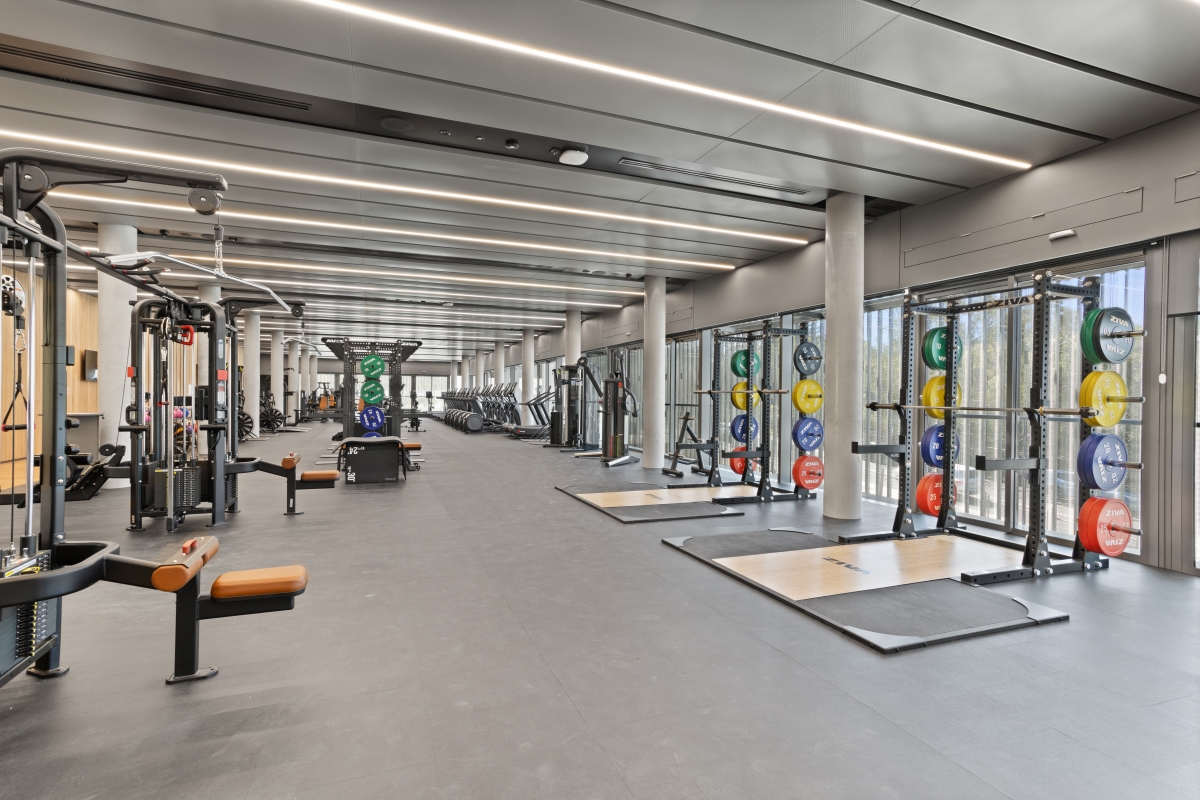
360, 404, 386, 431
1091, 307, 1136, 365
919, 423, 960, 468
1078, 497, 1133, 556
729, 445, 757, 476
360, 379, 385, 405
915, 474, 936, 516
791, 416, 824, 451
731, 381, 759, 411
361, 431, 382, 439
731, 349, 760, 378
1080, 370, 1126, 428
921, 327, 963, 371
921, 376, 961, 419
1078, 433, 1129, 491
1080, 308, 1104, 365
793, 341, 822, 376
791, 379, 824, 414
359, 353, 387, 379
730, 413, 759, 443
916, 473, 958, 517
792, 455, 824, 490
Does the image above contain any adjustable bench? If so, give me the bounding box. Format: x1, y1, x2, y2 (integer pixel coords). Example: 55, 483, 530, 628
256, 452, 339, 514
102, 535, 307, 683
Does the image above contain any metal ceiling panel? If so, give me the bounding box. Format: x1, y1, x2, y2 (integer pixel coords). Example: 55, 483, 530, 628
917, 0, 1200, 97
836, 14, 1194, 139
630, 186, 828, 229
732, 71, 1094, 188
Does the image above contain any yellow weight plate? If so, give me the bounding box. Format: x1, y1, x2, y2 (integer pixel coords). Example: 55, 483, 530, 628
1080, 370, 1126, 428
922, 375, 960, 419
791, 379, 824, 414
731, 381, 759, 411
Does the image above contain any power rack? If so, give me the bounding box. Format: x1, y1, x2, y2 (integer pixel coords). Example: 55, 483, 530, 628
322, 338, 422, 439
854, 271, 1138, 585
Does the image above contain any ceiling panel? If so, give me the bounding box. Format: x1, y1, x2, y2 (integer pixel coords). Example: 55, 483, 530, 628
836, 15, 1194, 139
917, 0, 1200, 97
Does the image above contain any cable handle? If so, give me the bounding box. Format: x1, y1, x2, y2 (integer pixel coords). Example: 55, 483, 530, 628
177, 324, 195, 346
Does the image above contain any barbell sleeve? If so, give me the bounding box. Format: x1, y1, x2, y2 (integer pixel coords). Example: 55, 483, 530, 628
1110, 525, 1142, 536
1106, 395, 1145, 403
1104, 460, 1143, 469
1102, 330, 1146, 338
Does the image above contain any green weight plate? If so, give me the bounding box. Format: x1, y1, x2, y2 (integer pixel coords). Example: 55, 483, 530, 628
359, 354, 387, 379
922, 329, 939, 370
922, 327, 962, 371
360, 379, 385, 405
1080, 308, 1103, 365
730, 349, 759, 378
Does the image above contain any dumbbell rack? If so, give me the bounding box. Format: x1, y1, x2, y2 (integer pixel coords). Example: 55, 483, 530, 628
704, 320, 808, 503
853, 274, 1112, 585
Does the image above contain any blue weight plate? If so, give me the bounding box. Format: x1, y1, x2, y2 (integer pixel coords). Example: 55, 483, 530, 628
360, 404, 386, 431
920, 424, 959, 467
1080, 433, 1128, 491
731, 413, 758, 443
361, 431, 382, 439
791, 416, 824, 451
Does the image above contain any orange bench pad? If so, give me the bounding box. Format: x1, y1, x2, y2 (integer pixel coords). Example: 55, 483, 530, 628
282, 454, 301, 470
300, 470, 340, 482
211, 565, 308, 600
402, 442, 422, 450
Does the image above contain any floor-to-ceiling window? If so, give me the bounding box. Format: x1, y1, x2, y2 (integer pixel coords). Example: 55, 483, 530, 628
626, 346, 644, 449
668, 337, 701, 459
582, 349, 608, 448
861, 297, 904, 501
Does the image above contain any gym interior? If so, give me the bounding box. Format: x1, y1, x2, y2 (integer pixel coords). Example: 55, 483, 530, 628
0, 2, 1198, 798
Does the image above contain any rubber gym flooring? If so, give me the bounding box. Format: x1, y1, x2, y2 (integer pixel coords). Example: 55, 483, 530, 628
1, 422, 1199, 799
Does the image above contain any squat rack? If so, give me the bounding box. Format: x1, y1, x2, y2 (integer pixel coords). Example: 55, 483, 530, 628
699, 319, 809, 503
322, 337, 421, 440
854, 271, 1141, 585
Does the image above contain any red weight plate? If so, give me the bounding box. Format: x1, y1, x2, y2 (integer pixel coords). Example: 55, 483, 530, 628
1090, 498, 1133, 557
917, 474, 958, 517
915, 474, 936, 516
792, 456, 824, 490
729, 446, 757, 476
1077, 497, 1103, 552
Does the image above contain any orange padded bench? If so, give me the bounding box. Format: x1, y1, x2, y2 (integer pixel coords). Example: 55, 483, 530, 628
211, 565, 308, 600
255, 452, 338, 515
402, 442, 421, 450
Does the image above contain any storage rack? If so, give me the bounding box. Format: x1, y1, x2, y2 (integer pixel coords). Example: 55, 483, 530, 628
853, 272, 1112, 584
322, 338, 422, 440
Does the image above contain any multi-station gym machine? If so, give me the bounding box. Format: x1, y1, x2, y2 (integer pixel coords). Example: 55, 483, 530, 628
550, 353, 639, 467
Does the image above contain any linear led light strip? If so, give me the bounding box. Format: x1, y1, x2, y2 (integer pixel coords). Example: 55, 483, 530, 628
298, 301, 564, 322
0, 129, 807, 246
300, 315, 558, 328
251, 277, 620, 308
176, 254, 642, 296
294, 0, 1032, 170
50, 192, 731, 270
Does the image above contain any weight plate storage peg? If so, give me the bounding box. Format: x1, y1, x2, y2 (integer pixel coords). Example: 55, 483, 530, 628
360, 379, 385, 405
730, 413, 759, 443
921, 327, 963, 371
1082, 306, 1136, 365
1077, 433, 1129, 491
793, 342, 822, 376
1078, 496, 1134, 556
792, 455, 824, 490
731, 381, 759, 411
921, 376, 961, 419
729, 445, 757, 475
791, 379, 824, 414
1079, 370, 1127, 428
359, 353, 387, 379
919, 423, 960, 468
791, 416, 824, 451
731, 349, 760, 378
360, 404, 386, 431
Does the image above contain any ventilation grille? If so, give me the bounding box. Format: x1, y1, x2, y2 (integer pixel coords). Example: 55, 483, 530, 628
618, 158, 808, 196
0, 43, 311, 111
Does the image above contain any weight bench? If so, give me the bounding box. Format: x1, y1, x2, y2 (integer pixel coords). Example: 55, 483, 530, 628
102, 536, 308, 684
402, 441, 422, 471
256, 453, 339, 515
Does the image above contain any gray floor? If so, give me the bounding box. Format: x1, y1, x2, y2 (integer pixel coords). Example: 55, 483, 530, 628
1, 421, 1199, 799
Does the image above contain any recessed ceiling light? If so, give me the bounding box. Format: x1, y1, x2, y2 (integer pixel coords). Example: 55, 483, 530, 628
474, 135, 485, 141
439, 130, 452, 136
0, 128, 806, 244
52, 191, 733, 269
505, 139, 519, 150
294, 0, 1031, 170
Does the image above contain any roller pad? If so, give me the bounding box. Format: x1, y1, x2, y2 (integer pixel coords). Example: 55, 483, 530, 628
210, 565, 308, 600
300, 470, 340, 482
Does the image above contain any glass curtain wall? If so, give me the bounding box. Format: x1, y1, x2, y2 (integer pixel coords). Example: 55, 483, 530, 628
582, 349, 608, 448
669, 337, 701, 458
861, 298, 905, 501
626, 346, 643, 449
411, 375, 449, 411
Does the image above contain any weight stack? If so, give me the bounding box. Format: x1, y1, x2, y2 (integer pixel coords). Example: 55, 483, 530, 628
152, 467, 202, 510
0, 553, 56, 679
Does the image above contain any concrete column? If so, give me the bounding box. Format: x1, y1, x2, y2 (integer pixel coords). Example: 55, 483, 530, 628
521, 329, 536, 425
195, 284, 221, 453
565, 310, 581, 364
97, 224, 137, 486
823, 192, 865, 520
475, 350, 485, 388
642, 276, 666, 470
286, 339, 301, 423
299, 346, 311, 407
270, 331, 285, 423
451, 360, 459, 390
493, 340, 506, 385
309, 352, 319, 400
243, 311, 261, 436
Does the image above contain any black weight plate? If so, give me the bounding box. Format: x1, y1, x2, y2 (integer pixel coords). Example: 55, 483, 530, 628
793, 341, 822, 376
1092, 307, 1135, 365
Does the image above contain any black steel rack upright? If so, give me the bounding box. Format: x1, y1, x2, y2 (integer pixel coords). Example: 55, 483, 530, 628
853, 272, 1113, 585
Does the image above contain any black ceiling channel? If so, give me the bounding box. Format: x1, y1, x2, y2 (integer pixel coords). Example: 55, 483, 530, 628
574, 0, 1107, 142
859, 0, 1200, 106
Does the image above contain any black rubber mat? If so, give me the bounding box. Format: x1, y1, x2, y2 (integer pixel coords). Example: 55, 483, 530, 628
603, 502, 743, 524
674, 530, 835, 559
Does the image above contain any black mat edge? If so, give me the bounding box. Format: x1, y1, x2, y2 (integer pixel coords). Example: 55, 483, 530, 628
661, 538, 1069, 653
559, 487, 742, 524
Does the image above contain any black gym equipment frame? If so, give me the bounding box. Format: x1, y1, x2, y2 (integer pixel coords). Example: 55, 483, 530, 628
853, 273, 1115, 585
322, 337, 421, 441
